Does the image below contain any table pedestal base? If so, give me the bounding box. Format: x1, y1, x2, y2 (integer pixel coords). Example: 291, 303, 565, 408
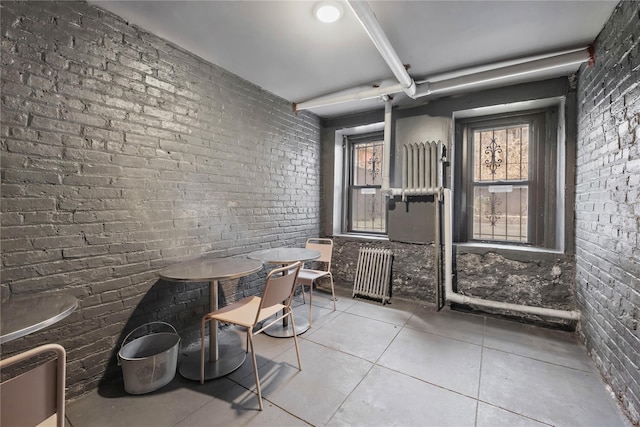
263, 315, 310, 338
179, 344, 246, 381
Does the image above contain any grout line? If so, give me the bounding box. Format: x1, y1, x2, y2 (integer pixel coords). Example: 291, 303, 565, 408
474, 399, 555, 427
474, 316, 487, 427
483, 344, 596, 373
324, 315, 405, 425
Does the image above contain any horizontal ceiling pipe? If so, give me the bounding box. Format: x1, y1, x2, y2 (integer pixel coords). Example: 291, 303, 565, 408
294, 47, 593, 112
294, 82, 403, 111
347, 0, 416, 97
415, 47, 593, 97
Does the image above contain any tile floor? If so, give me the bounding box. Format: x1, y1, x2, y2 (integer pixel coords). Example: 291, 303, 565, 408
66, 287, 629, 427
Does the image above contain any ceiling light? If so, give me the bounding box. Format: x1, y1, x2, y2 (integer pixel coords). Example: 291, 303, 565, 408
314, 1, 343, 23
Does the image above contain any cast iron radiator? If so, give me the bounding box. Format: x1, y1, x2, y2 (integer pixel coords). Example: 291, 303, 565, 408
401, 140, 443, 196
352, 247, 393, 305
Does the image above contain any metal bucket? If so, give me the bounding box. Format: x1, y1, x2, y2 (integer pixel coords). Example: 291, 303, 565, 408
118, 322, 180, 395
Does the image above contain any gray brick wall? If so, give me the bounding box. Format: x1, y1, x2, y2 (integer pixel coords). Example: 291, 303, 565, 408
1, 0, 321, 398
576, 1, 640, 424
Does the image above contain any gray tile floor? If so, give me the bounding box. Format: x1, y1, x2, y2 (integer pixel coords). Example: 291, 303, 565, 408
66, 287, 629, 427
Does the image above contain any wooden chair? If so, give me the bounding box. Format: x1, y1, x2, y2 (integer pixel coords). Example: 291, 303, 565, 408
297, 238, 336, 326
200, 261, 302, 410
0, 343, 67, 427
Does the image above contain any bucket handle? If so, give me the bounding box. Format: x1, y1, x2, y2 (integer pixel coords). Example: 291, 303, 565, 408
118, 322, 178, 366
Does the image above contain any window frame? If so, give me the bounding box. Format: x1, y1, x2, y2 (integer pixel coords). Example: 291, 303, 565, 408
343, 131, 388, 236
454, 108, 558, 249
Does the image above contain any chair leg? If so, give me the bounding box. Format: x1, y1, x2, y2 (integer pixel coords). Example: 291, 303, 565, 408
248, 331, 263, 411
300, 283, 306, 305
308, 281, 313, 327
288, 308, 302, 371
329, 273, 336, 311
200, 316, 208, 385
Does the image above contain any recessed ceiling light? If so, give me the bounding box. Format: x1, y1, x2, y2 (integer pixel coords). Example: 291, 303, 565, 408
314, 1, 343, 24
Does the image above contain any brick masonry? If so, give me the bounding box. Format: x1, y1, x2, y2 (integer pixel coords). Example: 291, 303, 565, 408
576, 1, 640, 424
0, 0, 321, 398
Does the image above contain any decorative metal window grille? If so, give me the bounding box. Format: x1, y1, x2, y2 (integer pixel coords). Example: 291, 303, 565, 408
455, 109, 558, 249
348, 138, 386, 234
471, 124, 531, 242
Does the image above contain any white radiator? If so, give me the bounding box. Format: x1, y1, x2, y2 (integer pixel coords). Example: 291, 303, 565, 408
352, 247, 393, 304
401, 140, 442, 196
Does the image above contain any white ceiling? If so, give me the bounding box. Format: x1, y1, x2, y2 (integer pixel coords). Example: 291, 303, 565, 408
91, 0, 618, 118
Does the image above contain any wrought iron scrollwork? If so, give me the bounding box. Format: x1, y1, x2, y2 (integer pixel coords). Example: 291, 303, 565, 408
367, 147, 380, 180
484, 193, 503, 228
484, 137, 503, 177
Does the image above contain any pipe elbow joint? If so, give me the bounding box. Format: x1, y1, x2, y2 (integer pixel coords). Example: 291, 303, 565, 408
404, 79, 417, 98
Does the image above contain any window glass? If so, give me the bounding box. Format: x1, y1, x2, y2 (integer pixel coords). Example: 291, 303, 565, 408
455, 110, 557, 248
471, 124, 530, 243
347, 137, 386, 234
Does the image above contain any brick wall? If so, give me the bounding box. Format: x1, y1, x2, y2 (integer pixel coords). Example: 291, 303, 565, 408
0, 0, 321, 398
576, 1, 640, 424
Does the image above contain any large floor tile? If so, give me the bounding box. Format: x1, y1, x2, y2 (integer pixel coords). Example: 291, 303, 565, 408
224, 329, 300, 384
63, 294, 631, 427
304, 303, 342, 331
480, 348, 627, 427
67, 375, 233, 427
378, 327, 482, 397
406, 305, 486, 345
345, 298, 417, 326
305, 311, 401, 362
175, 383, 308, 427
483, 317, 594, 371
327, 365, 477, 427
476, 402, 549, 427
237, 340, 373, 426
307, 285, 358, 313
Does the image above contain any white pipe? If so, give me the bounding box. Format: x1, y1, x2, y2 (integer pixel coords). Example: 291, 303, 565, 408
416, 48, 592, 97
346, 1, 416, 97
382, 99, 392, 192
441, 189, 580, 321
295, 82, 404, 111
294, 47, 593, 112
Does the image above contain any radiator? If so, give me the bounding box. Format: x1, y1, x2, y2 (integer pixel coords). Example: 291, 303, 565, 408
352, 247, 393, 304
402, 140, 442, 196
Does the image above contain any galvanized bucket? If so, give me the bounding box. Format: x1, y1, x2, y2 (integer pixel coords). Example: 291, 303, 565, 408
118, 322, 180, 394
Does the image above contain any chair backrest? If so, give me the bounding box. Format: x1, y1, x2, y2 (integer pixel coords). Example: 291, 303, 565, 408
305, 238, 333, 270
257, 262, 301, 322
0, 343, 66, 427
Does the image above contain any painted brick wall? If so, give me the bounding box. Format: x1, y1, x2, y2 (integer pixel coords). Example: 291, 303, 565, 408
0, 0, 321, 397
576, 1, 640, 424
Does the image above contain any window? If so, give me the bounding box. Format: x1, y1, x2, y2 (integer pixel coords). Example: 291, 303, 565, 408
345, 132, 386, 234
455, 109, 558, 248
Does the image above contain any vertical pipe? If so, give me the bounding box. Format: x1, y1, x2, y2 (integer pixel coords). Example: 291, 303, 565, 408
383, 100, 392, 192
443, 189, 453, 296
442, 188, 580, 320
435, 190, 442, 310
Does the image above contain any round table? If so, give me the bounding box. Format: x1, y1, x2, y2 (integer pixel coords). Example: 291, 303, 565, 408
159, 257, 263, 381
248, 248, 320, 337
1, 293, 78, 344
